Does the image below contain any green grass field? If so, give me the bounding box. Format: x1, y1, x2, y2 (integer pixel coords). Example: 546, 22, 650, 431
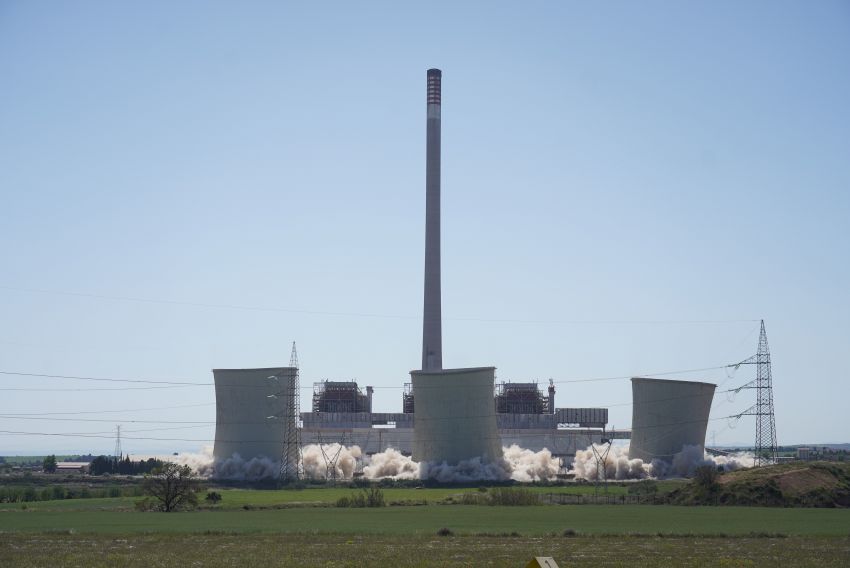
0, 483, 671, 512
2, 487, 849, 566
2, 503, 849, 536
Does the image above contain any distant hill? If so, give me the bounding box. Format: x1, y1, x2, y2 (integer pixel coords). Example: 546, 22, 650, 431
668, 462, 850, 507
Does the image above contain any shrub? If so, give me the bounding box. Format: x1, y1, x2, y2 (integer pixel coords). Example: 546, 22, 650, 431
23, 487, 37, 502
562, 529, 578, 537
693, 465, 720, 490
335, 496, 352, 508
205, 491, 222, 505
436, 527, 454, 537
459, 492, 487, 505
336, 488, 385, 508
134, 497, 155, 511
628, 480, 658, 495
365, 487, 386, 508
487, 487, 540, 506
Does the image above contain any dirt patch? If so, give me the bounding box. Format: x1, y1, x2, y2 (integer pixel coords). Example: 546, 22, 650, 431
774, 468, 840, 496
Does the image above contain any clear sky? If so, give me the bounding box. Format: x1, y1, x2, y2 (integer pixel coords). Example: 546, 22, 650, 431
1, 1, 848, 454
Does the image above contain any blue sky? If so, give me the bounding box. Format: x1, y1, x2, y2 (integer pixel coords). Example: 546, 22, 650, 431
1, 1, 848, 454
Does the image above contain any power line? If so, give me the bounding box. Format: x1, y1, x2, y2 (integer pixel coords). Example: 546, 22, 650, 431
0, 371, 206, 385
0, 402, 215, 416
0, 362, 738, 391
0, 415, 215, 424
0, 386, 198, 392
0, 411, 745, 444
0, 285, 759, 326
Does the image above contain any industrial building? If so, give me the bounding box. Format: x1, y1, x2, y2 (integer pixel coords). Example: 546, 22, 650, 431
496, 380, 555, 414
628, 377, 716, 462
312, 381, 372, 413
300, 377, 613, 460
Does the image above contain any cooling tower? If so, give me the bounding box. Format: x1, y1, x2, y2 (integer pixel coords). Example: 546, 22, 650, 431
629, 377, 716, 462
213, 367, 298, 472
411, 367, 503, 465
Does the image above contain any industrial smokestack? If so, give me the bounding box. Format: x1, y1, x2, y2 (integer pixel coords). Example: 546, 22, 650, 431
422, 68, 442, 371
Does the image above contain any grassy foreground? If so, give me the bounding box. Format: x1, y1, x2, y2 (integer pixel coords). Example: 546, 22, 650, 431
1, 533, 849, 568
2, 504, 849, 536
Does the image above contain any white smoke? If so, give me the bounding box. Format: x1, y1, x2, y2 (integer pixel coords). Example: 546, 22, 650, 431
572, 444, 653, 481
301, 443, 361, 480
710, 451, 754, 471
146, 447, 279, 481
156, 442, 752, 483
502, 444, 560, 482
169, 446, 216, 476
362, 447, 419, 480
571, 443, 753, 480
299, 444, 561, 482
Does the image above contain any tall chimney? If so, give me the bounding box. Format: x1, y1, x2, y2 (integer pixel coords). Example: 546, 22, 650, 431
422, 68, 442, 371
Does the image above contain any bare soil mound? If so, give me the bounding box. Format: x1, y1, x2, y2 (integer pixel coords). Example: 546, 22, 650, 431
669, 462, 850, 507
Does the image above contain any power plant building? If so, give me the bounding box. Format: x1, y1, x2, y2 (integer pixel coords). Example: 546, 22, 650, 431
210, 69, 641, 477
312, 381, 372, 413
496, 381, 554, 414
628, 377, 716, 462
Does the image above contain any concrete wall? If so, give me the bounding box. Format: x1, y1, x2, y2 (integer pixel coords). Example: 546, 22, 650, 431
301, 426, 606, 457
302, 428, 414, 455
411, 367, 502, 464
499, 429, 605, 456
629, 377, 716, 462
301, 412, 414, 430
213, 367, 296, 464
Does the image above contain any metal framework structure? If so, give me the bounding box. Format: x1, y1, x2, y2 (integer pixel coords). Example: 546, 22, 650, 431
277, 342, 302, 480
733, 320, 778, 466
317, 431, 348, 484
402, 383, 414, 414
403, 380, 561, 416
495, 382, 547, 414
591, 435, 612, 497
312, 380, 370, 413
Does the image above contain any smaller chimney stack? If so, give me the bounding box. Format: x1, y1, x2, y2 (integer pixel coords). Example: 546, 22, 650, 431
548, 379, 556, 414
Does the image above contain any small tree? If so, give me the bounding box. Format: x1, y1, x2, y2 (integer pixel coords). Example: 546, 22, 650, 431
693, 464, 720, 490
142, 463, 199, 512
205, 491, 222, 505
42, 455, 57, 474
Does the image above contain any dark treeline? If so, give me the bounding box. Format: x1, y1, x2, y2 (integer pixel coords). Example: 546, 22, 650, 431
90, 455, 164, 476
0, 484, 144, 503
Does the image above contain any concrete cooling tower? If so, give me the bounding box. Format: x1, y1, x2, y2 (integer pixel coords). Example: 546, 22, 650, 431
411, 367, 502, 465
629, 377, 716, 462
213, 367, 298, 471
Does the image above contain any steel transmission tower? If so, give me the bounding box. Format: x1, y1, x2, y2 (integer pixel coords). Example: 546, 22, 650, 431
734, 320, 778, 465
278, 341, 303, 481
